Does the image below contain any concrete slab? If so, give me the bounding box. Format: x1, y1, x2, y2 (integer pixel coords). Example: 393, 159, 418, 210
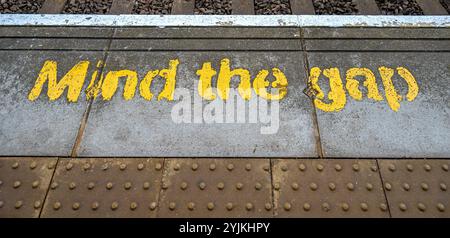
78, 51, 317, 157
307, 52, 450, 158
0, 51, 105, 156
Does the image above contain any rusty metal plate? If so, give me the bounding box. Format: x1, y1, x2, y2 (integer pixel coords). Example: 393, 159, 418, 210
158, 159, 273, 218
41, 158, 163, 218
0, 157, 57, 218
273, 159, 389, 217
379, 160, 450, 218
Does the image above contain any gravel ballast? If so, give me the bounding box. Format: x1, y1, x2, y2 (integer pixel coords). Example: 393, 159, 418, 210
313, 0, 358, 15
375, 0, 424, 15
63, 0, 113, 14
254, 0, 291, 15
194, 0, 232, 15
133, 0, 173, 14
0, 0, 44, 14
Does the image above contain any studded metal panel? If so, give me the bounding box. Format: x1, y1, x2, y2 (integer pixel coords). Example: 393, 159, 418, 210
379, 160, 449, 218
40, 158, 163, 218
158, 159, 273, 218
0, 157, 57, 218
273, 159, 389, 217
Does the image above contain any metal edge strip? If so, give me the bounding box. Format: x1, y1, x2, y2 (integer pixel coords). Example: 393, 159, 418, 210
0, 14, 448, 27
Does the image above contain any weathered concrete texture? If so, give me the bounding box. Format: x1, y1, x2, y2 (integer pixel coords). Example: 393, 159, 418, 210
78, 52, 317, 157
308, 52, 450, 158
0, 51, 104, 156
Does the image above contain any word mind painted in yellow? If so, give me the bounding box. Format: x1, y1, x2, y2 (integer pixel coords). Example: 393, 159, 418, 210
309, 67, 419, 112
27, 58, 288, 103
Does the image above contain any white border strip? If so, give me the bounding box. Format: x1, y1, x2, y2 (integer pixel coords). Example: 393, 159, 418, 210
0, 14, 448, 27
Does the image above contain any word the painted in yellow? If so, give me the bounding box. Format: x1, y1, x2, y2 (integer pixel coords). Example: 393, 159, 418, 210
309, 67, 418, 112
28, 58, 288, 102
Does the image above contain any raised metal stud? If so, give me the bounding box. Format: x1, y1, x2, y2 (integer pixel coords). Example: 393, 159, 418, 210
274, 183, 280, 191
83, 163, 91, 170
403, 183, 410, 191
380, 203, 388, 212
298, 163, 306, 171
137, 163, 145, 170
370, 165, 378, 172
303, 203, 311, 211
316, 164, 324, 172
47, 161, 56, 169
180, 182, 188, 190
227, 163, 234, 171
214, 182, 224, 190
255, 182, 262, 190
32, 180, 40, 189
34, 201, 41, 209
143, 182, 150, 190
352, 164, 360, 172
65, 163, 73, 171
87, 182, 95, 190
341, 203, 349, 211
399, 203, 407, 211
72, 202, 80, 210
101, 164, 108, 171
335, 164, 342, 171
161, 182, 169, 190
384, 182, 392, 191
406, 164, 414, 172
174, 163, 181, 171
106, 182, 113, 190
69, 182, 76, 190
263, 164, 270, 172
30, 161, 37, 170
265, 203, 272, 211
207, 202, 215, 211
51, 182, 58, 190
236, 182, 244, 190
245, 203, 253, 211
421, 183, 429, 191
347, 183, 355, 191
92, 202, 99, 210
291, 182, 299, 191
15, 200, 23, 209
437, 203, 445, 212
281, 165, 288, 172
191, 163, 198, 171
310, 183, 318, 191
442, 164, 449, 171
440, 183, 447, 191
417, 203, 426, 212
187, 202, 195, 211
149, 202, 157, 211
111, 202, 119, 210
130, 202, 138, 210
322, 202, 330, 212
124, 182, 132, 190
424, 164, 431, 172
13, 180, 21, 189
245, 164, 252, 171
388, 164, 396, 172
360, 203, 368, 211
12, 162, 19, 169
209, 164, 216, 171
328, 182, 336, 191
199, 182, 206, 190
366, 183, 373, 191
119, 163, 127, 170
0, 201, 4, 208
53, 202, 61, 210
226, 202, 233, 211
283, 202, 291, 211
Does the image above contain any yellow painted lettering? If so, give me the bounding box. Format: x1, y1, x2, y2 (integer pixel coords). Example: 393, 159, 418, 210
397, 67, 419, 102
253, 68, 288, 100
308, 67, 346, 112
86, 60, 104, 100
138, 70, 160, 101
217, 58, 251, 100
157, 59, 180, 101
379, 67, 402, 112
28, 60, 89, 102
101, 70, 138, 101
196, 62, 217, 100
345, 68, 383, 101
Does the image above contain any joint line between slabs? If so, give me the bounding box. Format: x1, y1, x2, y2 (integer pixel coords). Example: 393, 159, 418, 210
376, 159, 392, 218
70, 29, 115, 158
38, 157, 60, 218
